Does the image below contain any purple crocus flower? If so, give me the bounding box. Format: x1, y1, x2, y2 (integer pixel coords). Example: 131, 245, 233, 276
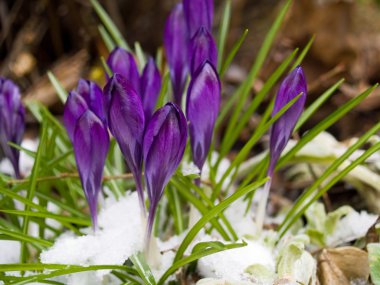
63, 80, 110, 230
107, 47, 140, 94
140, 57, 162, 122
186, 61, 220, 176
72, 110, 109, 231
104, 74, 146, 212
143, 102, 187, 241
189, 27, 217, 76
268, 66, 307, 176
164, 3, 189, 106
0, 78, 25, 178
256, 66, 307, 232
183, 0, 214, 37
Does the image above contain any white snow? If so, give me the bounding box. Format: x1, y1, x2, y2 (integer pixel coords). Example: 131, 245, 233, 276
40, 192, 144, 277
327, 210, 378, 246
196, 237, 275, 283
0, 240, 20, 264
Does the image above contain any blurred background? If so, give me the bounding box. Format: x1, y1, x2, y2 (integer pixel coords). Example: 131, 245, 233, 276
1, 0, 380, 139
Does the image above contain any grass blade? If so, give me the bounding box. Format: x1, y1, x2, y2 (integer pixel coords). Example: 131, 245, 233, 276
130, 252, 156, 285
174, 177, 268, 262
217, 0, 231, 70
98, 25, 116, 51
47, 72, 68, 103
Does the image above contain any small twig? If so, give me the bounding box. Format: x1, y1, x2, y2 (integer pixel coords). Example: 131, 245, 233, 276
6, 172, 134, 186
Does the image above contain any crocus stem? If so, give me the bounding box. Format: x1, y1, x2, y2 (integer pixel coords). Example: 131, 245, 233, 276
144, 203, 161, 268
255, 177, 272, 234
135, 173, 146, 216
89, 202, 98, 233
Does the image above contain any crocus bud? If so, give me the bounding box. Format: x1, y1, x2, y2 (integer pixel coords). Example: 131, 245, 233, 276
164, 3, 189, 106
0, 78, 25, 178
143, 102, 187, 239
63, 80, 109, 230
186, 61, 220, 173
73, 110, 109, 230
256, 66, 307, 232
183, 0, 214, 37
107, 47, 140, 94
268, 66, 307, 176
140, 57, 162, 122
104, 74, 146, 212
189, 27, 217, 76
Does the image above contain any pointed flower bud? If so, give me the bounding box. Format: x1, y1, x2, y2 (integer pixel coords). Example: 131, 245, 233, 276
107, 47, 140, 94
104, 74, 146, 211
164, 3, 189, 106
143, 102, 187, 239
73, 110, 109, 230
189, 27, 217, 76
0, 78, 25, 178
63, 80, 109, 230
183, 0, 214, 37
268, 66, 307, 176
140, 57, 162, 122
186, 61, 220, 172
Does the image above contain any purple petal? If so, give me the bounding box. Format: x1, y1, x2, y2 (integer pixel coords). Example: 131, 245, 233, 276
107, 47, 140, 94
140, 57, 162, 122
268, 66, 307, 175
183, 0, 214, 37
164, 3, 189, 106
104, 74, 146, 210
73, 110, 109, 230
186, 61, 220, 171
143, 102, 187, 237
63, 91, 89, 142
189, 27, 218, 76
0, 78, 25, 177
76, 79, 107, 124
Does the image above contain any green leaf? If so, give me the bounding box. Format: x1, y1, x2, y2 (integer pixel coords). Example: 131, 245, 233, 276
222, 0, 291, 156
47, 72, 68, 103
130, 252, 157, 285
217, 0, 231, 70
219, 29, 248, 77
295, 78, 345, 131
214, 93, 303, 200
98, 24, 116, 51
158, 241, 246, 285
90, 0, 129, 50
101, 56, 113, 77
0, 228, 52, 248
290, 35, 315, 70
1, 210, 91, 226
174, 177, 268, 262
218, 48, 298, 159
20, 121, 48, 263
134, 42, 146, 71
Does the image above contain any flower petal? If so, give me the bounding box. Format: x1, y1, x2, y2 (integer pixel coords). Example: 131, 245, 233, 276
183, 0, 214, 37
140, 57, 161, 122
143, 102, 187, 237
63, 91, 89, 142
186, 61, 220, 171
164, 3, 189, 106
269, 66, 307, 175
107, 47, 140, 94
189, 27, 217, 76
0, 78, 25, 177
76, 79, 107, 124
73, 110, 110, 229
